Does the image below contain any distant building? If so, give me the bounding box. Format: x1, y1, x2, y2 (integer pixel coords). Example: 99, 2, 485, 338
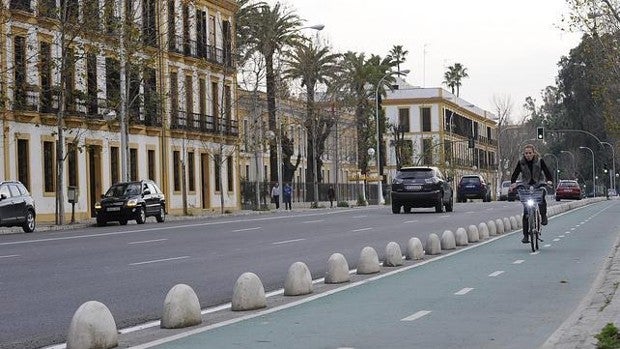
383, 79, 499, 194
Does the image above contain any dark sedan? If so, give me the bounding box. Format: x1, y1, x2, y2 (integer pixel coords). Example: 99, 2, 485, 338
390, 166, 454, 214
95, 180, 166, 226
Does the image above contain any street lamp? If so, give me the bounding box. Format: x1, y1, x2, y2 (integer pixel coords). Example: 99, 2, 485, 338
600, 141, 615, 191
265, 129, 281, 207
367, 147, 375, 204
560, 150, 576, 179
579, 146, 595, 197
106, 110, 129, 181
375, 69, 410, 205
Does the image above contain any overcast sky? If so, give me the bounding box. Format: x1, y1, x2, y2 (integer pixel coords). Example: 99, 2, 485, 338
274, 0, 583, 119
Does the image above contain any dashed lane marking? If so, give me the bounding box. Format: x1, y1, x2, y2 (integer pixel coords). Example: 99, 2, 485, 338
0, 254, 19, 259
351, 228, 372, 233
544, 244, 551, 247
401, 310, 432, 321
553, 238, 560, 242
403, 220, 419, 223
488, 271, 504, 277
272, 238, 306, 245
454, 288, 474, 295
513, 260, 525, 264
129, 256, 190, 266
232, 227, 261, 232
128, 239, 168, 245
302, 219, 324, 224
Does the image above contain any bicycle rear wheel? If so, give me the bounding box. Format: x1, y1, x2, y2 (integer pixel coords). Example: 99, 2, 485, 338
531, 229, 539, 251
529, 212, 537, 252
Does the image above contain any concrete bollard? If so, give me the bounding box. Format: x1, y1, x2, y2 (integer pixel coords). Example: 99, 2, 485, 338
467, 225, 479, 243
384, 242, 403, 267
425, 233, 441, 255
478, 222, 489, 240
231, 272, 266, 311
441, 230, 456, 250
495, 219, 505, 234
503, 217, 512, 232
66, 301, 118, 349
509, 216, 518, 230
455, 228, 468, 246
161, 284, 202, 329
406, 237, 425, 260
357, 246, 380, 274
284, 261, 313, 296
325, 253, 350, 284
487, 220, 497, 235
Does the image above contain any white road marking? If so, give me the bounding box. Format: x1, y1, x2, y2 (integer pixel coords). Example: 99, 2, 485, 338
272, 238, 306, 245
553, 238, 560, 242
513, 260, 525, 264
403, 220, 419, 223
571, 228, 576, 231
129, 256, 190, 266
232, 227, 261, 232
559, 235, 565, 238
488, 271, 504, 277
351, 227, 372, 232
565, 231, 571, 234
128, 239, 168, 245
0, 254, 19, 259
530, 251, 540, 255
454, 288, 474, 295
401, 310, 432, 321
302, 219, 324, 224
351, 215, 367, 219
544, 244, 551, 247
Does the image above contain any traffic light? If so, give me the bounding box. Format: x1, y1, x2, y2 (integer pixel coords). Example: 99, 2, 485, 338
468, 137, 475, 149
537, 127, 545, 140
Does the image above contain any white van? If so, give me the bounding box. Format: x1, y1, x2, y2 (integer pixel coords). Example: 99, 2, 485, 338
499, 180, 511, 201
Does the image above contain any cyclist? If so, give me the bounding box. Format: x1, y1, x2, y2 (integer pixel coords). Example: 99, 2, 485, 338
509, 144, 554, 243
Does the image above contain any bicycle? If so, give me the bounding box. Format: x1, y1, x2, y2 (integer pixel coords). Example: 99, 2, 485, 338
516, 183, 549, 252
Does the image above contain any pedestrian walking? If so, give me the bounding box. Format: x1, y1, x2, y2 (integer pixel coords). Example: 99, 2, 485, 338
283, 183, 292, 210
271, 182, 281, 209
327, 185, 336, 208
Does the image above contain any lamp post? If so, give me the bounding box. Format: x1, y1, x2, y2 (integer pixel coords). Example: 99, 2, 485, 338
543, 153, 559, 184
600, 141, 615, 191
106, 110, 128, 181
375, 69, 410, 205
265, 129, 281, 208
579, 146, 595, 197
560, 150, 576, 179
367, 147, 375, 204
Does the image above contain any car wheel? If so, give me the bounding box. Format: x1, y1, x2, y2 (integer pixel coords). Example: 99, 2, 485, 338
136, 206, 146, 224
391, 202, 401, 214
22, 210, 35, 233
404, 206, 412, 213
445, 197, 454, 212
119, 218, 128, 225
435, 193, 444, 213
96, 217, 107, 227
156, 205, 165, 223
556, 197, 561, 201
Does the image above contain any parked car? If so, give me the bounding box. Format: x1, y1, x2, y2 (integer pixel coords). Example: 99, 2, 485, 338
0, 180, 36, 233
95, 180, 166, 226
555, 180, 582, 201
457, 174, 491, 202
498, 180, 512, 201
390, 166, 453, 214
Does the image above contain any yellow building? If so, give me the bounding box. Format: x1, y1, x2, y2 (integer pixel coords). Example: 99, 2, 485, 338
0, 0, 239, 222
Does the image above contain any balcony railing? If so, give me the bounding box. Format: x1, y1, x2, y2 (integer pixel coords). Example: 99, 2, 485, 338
170, 110, 238, 136
167, 35, 233, 68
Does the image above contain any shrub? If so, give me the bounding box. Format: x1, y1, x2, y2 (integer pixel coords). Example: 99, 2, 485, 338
337, 201, 349, 207
356, 194, 367, 206
595, 323, 620, 349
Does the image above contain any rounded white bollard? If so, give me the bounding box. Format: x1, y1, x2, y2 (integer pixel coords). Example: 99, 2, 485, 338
503, 217, 512, 232
487, 220, 497, 235
441, 230, 456, 250
284, 261, 313, 296
509, 216, 518, 230
357, 246, 380, 274
467, 225, 479, 243
231, 272, 266, 311
478, 222, 489, 240
406, 237, 425, 260
425, 233, 441, 255
495, 219, 505, 234
66, 301, 118, 349
455, 228, 469, 246
161, 284, 202, 329
384, 241, 403, 267
325, 253, 350, 284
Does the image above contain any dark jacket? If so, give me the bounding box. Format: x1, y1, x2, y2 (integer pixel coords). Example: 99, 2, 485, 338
510, 155, 553, 185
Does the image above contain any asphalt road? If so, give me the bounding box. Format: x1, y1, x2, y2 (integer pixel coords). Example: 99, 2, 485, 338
0, 200, 581, 348
139, 200, 620, 349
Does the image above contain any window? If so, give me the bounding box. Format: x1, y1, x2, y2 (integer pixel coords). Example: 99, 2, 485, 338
188, 151, 195, 191
17, 139, 29, 190
13, 36, 26, 109
167, 0, 176, 50
148, 149, 156, 180
223, 20, 232, 65
106, 57, 120, 108
142, 0, 157, 46
60, 0, 78, 22
185, 75, 193, 114
227, 156, 233, 191
173, 150, 181, 191
110, 146, 119, 184
211, 81, 219, 118
10, 0, 31, 12
422, 138, 433, 165
214, 154, 221, 192
199, 78, 206, 117
208, 15, 215, 46
196, 10, 207, 57
104, 0, 117, 34
130, 148, 138, 181
224, 85, 231, 130
87, 53, 98, 115
40, 42, 53, 113
398, 108, 410, 132
43, 141, 55, 193
182, 4, 190, 55
64, 48, 76, 112
144, 67, 157, 123
421, 107, 431, 132
39, 0, 56, 18
68, 143, 78, 187
128, 65, 140, 120
83, 0, 100, 28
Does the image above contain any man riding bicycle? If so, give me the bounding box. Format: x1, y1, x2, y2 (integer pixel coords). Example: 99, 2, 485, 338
510, 144, 554, 243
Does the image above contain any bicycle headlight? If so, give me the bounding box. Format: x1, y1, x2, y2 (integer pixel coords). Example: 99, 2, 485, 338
94, 202, 101, 209
526, 199, 535, 207
126, 199, 138, 207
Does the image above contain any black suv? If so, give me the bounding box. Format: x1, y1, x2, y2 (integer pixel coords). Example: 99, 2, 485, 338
0, 181, 36, 232
457, 174, 491, 202
95, 180, 165, 226
390, 166, 454, 214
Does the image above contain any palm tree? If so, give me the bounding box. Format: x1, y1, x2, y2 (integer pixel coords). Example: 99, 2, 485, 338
241, 2, 304, 182
443, 63, 469, 96
282, 41, 341, 187
387, 45, 409, 72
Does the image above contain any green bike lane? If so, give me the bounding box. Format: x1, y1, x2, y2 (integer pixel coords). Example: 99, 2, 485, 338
133, 201, 619, 349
